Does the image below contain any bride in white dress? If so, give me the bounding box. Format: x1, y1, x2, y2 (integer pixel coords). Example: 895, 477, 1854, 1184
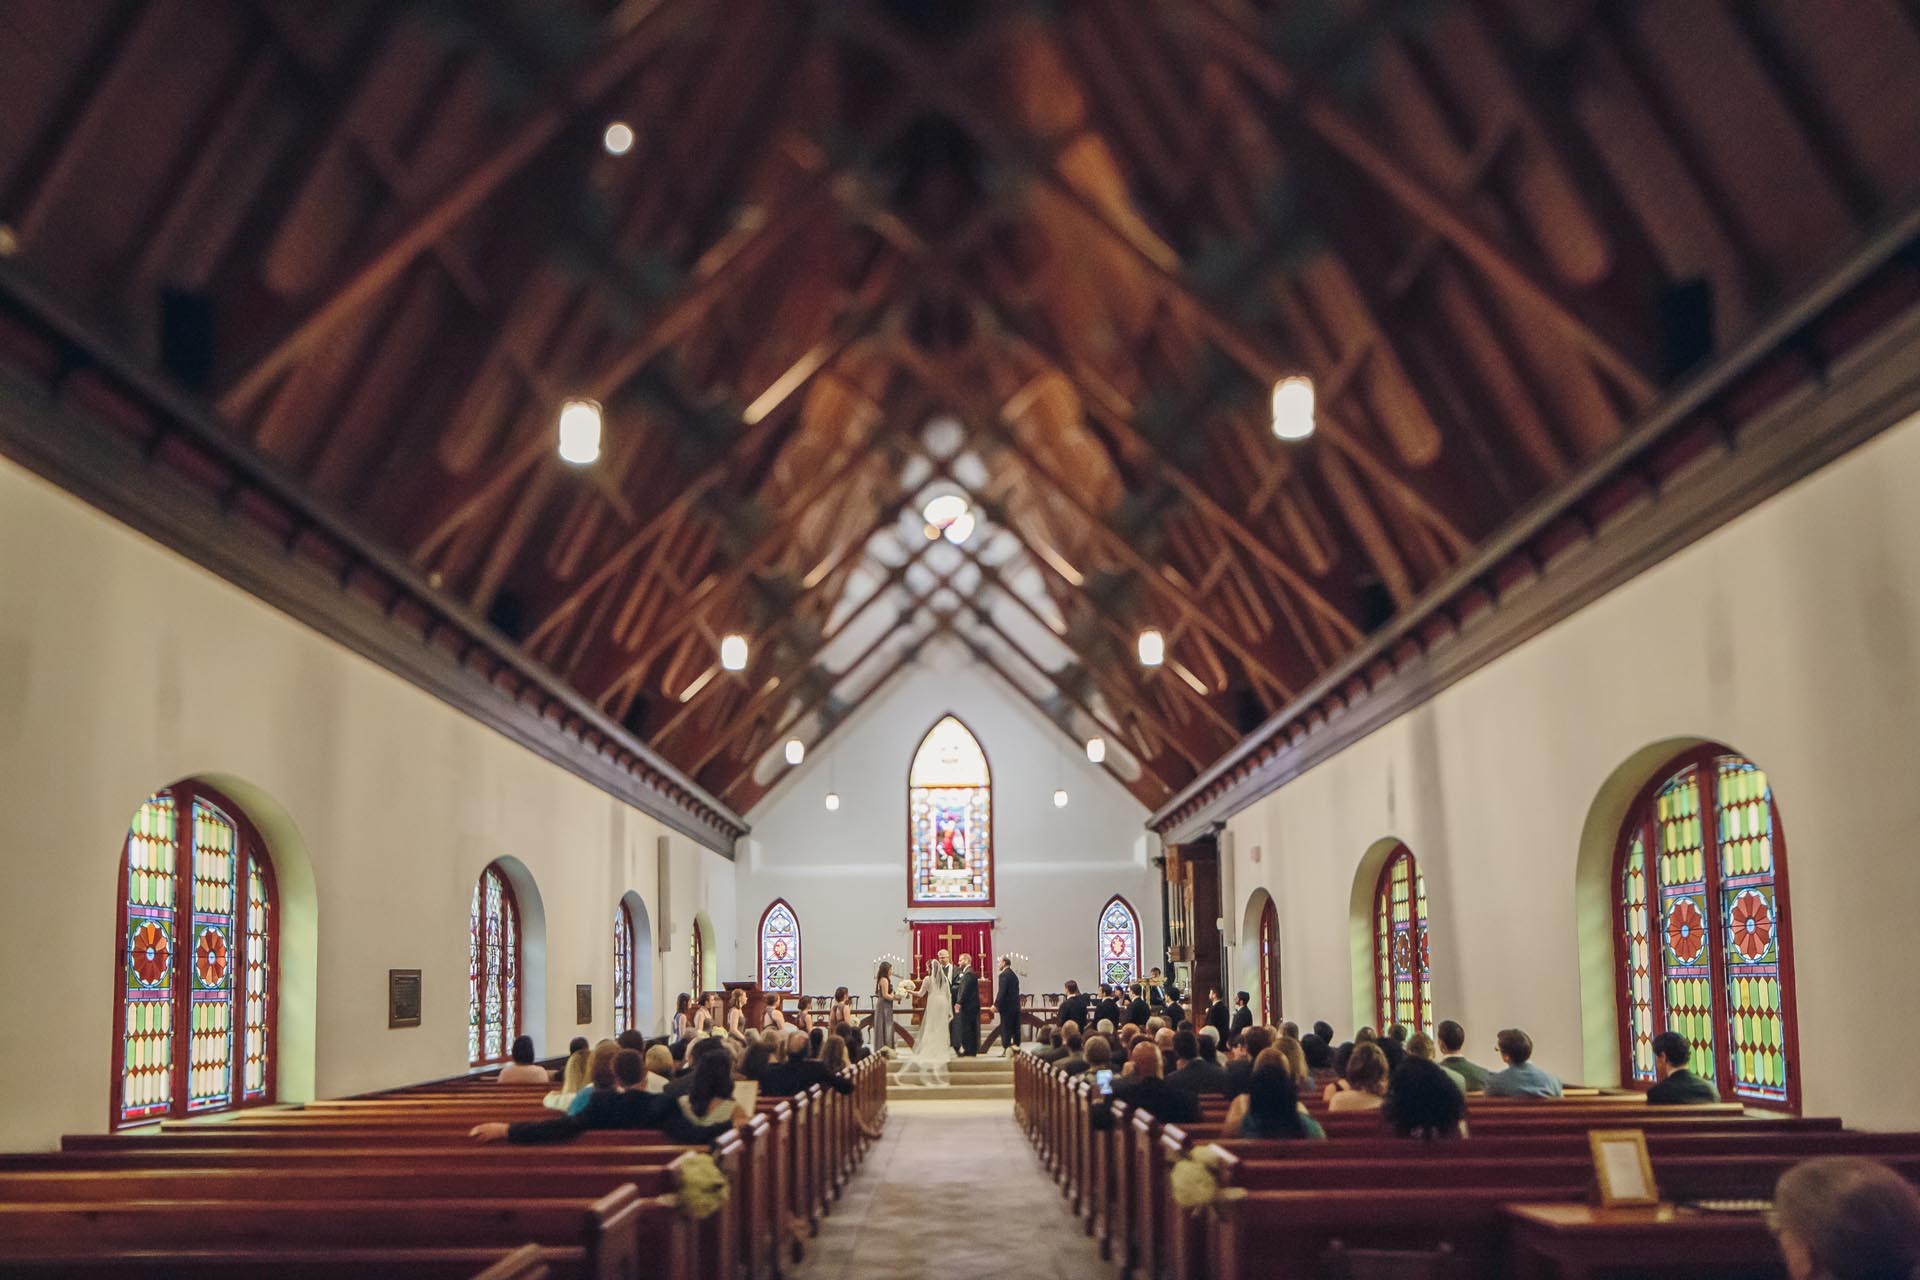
900, 951, 956, 1085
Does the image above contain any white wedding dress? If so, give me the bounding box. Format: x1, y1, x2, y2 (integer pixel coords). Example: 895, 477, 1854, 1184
901, 960, 955, 1085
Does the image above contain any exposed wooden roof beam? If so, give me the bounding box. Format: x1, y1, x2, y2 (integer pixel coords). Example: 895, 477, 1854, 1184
216, 0, 712, 416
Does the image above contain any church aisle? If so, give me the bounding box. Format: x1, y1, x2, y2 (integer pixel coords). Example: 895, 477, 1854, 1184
792, 1099, 1109, 1279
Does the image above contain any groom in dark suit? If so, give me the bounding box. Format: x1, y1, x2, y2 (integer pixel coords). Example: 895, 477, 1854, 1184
951, 954, 981, 1057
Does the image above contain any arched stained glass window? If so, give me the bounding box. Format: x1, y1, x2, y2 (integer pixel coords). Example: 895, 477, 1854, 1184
1258, 897, 1280, 1024
1371, 844, 1431, 1034
1098, 895, 1140, 989
908, 715, 993, 908
114, 782, 276, 1127
1613, 748, 1799, 1108
614, 900, 637, 1033
469, 863, 520, 1066
758, 900, 801, 995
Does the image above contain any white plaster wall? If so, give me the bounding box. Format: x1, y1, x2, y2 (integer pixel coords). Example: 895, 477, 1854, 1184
0, 456, 736, 1150
1224, 408, 1920, 1131
736, 651, 1160, 999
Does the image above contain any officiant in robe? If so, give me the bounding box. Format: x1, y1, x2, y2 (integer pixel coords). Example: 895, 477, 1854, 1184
951, 955, 981, 1057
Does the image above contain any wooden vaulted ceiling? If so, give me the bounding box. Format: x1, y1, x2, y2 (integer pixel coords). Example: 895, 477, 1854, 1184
4, 0, 1920, 816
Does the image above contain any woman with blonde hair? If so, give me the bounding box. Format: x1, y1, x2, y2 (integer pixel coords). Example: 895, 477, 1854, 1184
643, 1044, 674, 1092
542, 1047, 591, 1110
819, 1033, 850, 1076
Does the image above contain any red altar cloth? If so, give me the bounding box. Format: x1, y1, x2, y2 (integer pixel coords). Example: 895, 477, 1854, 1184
910, 920, 994, 1005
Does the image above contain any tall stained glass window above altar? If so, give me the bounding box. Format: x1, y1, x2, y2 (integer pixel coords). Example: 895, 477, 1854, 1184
908, 715, 993, 908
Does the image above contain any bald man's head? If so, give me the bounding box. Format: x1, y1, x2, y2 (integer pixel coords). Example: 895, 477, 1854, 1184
787, 1031, 810, 1059
1129, 1042, 1163, 1079
1154, 1027, 1175, 1050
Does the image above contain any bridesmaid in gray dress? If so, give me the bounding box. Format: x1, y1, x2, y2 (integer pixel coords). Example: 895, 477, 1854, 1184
873, 961, 896, 1049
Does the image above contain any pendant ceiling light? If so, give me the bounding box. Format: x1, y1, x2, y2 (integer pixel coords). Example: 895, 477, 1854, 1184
719, 634, 748, 671
1270, 375, 1315, 441
556, 398, 602, 465
785, 739, 805, 766
1137, 628, 1165, 667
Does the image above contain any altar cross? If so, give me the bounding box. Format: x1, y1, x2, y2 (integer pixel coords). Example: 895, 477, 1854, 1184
937, 923, 964, 954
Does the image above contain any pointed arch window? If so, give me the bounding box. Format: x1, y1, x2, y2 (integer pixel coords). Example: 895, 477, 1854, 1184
1098, 895, 1140, 989
1258, 896, 1280, 1024
758, 900, 801, 996
1614, 749, 1799, 1108
114, 783, 277, 1127
1371, 844, 1431, 1034
469, 863, 520, 1066
614, 900, 637, 1033
908, 715, 993, 907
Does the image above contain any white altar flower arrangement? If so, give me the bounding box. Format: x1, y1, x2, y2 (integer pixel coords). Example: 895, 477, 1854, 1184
672, 1151, 730, 1220
1168, 1145, 1247, 1212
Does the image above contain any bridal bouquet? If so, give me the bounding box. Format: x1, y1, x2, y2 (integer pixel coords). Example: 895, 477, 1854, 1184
1168, 1146, 1247, 1212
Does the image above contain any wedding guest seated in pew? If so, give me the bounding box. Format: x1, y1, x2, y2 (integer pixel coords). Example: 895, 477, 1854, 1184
1272, 1035, 1313, 1095
644, 1044, 674, 1092
570, 1035, 591, 1055
1483, 1028, 1563, 1098
841, 1024, 872, 1065
1646, 1030, 1721, 1104
665, 1036, 731, 1099
1771, 1157, 1920, 1280
497, 1035, 551, 1084
1227, 1026, 1277, 1096
819, 1033, 851, 1076
761, 1030, 854, 1097
1165, 1029, 1231, 1099
617, 1029, 648, 1052
1095, 1042, 1201, 1125
568, 1041, 620, 1115
1155, 1026, 1178, 1074
1196, 1024, 1224, 1067
1377, 1034, 1407, 1072
1300, 1031, 1335, 1086
543, 1047, 591, 1110
1033, 1027, 1070, 1063
471, 1049, 744, 1145
1223, 1053, 1325, 1140
1324, 1042, 1390, 1112
1280, 1021, 1300, 1042
1058, 1033, 1089, 1076
1435, 1019, 1491, 1092
740, 1037, 774, 1082
675, 1050, 740, 1132
1384, 1057, 1469, 1139
1405, 1031, 1466, 1093
1313, 1019, 1335, 1044
1081, 1035, 1113, 1079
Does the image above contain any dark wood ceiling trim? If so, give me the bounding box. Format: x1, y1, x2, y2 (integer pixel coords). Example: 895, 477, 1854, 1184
0, 263, 747, 854
1151, 207, 1920, 841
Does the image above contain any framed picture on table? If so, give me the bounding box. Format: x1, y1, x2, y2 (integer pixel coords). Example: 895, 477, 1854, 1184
1589, 1129, 1660, 1208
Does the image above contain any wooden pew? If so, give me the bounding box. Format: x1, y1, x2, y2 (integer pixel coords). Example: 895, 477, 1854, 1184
0, 1186, 658, 1280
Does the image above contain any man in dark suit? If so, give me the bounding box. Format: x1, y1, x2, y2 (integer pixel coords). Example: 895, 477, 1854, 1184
953, 954, 981, 1056
1103, 1041, 1200, 1123
1125, 983, 1151, 1028
1206, 989, 1231, 1040
1146, 967, 1168, 1006
994, 957, 1021, 1055
1645, 1031, 1721, 1104
1165, 1029, 1232, 1099
1056, 980, 1091, 1031
1093, 984, 1123, 1029
1230, 991, 1254, 1035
